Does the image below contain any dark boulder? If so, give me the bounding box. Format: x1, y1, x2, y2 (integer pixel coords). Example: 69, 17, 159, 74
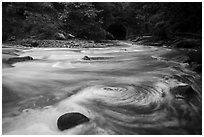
57, 112, 89, 131
185, 47, 202, 73
30, 40, 39, 47
7, 56, 33, 64
170, 85, 196, 101
82, 56, 112, 60
188, 49, 202, 64
82, 56, 91, 60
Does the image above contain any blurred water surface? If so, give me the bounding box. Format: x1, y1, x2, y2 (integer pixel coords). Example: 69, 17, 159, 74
2, 43, 201, 134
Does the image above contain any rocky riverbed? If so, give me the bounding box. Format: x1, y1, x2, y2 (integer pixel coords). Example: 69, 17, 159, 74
2, 40, 202, 135
5, 39, 119, 48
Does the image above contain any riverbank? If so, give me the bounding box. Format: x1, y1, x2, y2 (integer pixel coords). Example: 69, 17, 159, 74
3, 39, 122, 49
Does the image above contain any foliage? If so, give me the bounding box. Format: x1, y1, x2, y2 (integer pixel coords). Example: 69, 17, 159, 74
2, 2, 202, 41
59, 2, 105, 40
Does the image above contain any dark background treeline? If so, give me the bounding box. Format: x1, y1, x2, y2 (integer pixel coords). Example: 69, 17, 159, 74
2, 2, 202, 41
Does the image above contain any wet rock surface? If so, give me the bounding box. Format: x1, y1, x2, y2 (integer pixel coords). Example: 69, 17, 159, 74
57, 112, 89, 131
171, 85, 196, 100
82, 56, 113, 60
82, 56, 91, 60
19, 39, 39, 47
6, 39, 119, 49
7, 56, 33, 64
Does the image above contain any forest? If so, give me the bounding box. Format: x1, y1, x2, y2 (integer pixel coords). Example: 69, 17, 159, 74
2, 2, 202, 41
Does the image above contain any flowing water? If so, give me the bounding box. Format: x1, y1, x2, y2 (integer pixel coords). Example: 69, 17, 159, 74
2, 41, 202, 134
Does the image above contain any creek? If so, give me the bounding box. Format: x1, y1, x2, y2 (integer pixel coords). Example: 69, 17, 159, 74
2, 41, 202, 134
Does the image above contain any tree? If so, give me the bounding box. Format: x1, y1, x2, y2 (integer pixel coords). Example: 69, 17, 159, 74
2, 2, 202, 41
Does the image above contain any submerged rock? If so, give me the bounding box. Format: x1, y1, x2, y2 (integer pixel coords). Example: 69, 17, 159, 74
7, 56, 33, 64
82, 56, 113, 60
82, 56, 91, 60
57, 112, 89, 131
